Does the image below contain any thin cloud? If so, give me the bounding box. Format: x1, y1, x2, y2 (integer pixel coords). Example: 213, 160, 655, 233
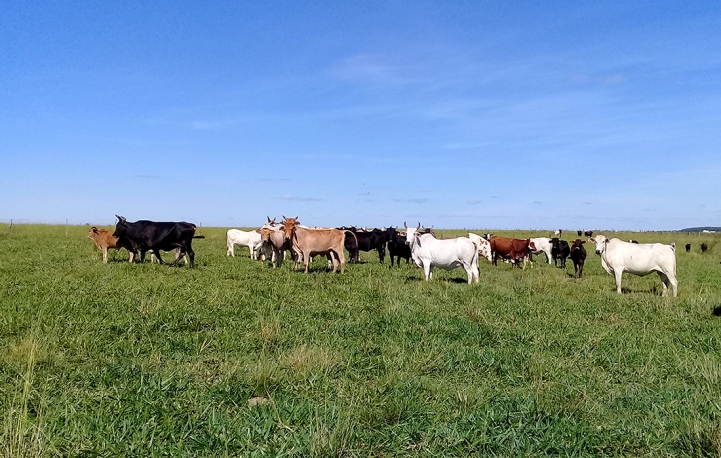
395, 198, 429, 204
276, 195, 321, 202
467, 200, 482, 205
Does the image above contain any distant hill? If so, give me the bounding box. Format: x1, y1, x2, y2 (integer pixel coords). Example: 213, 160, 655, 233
679, 227, 721, 232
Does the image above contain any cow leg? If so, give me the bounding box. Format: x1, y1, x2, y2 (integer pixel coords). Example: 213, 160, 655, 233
578, 260, 584, 278
378, 247, 385, 264
546, 251, 552, 264
227, 241, 234, 257
613, 270, 623, 294
422, 263, 432, 280
657, 271, 677, 297
102, 247, 108, 263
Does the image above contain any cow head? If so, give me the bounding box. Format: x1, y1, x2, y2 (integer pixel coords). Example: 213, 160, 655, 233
259, 227, 273, 242
403, 222, 421, 247
527, 239, 536, 251
113, 215, 128, 238
589, 235, 607, 255
87, 227, 101, 239
281, 217, 300, 241
570, 239, 585, 253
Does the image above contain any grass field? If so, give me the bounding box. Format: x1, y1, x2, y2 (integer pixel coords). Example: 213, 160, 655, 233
2, 224, 721, 457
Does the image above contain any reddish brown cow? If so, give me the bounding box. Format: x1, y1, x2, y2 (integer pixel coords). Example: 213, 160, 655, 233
280, 217, 352, 273
87, 227, 136, 263
489, 236, 536, 269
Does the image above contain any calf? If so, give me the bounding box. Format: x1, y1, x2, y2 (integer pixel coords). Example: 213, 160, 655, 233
685, 243, 691, 252
87, 227, 136, 263
404, 223, 479, 283
529, 237, 552, 264
386, 227, 412, 267
113, 215, 200, 267
569, 239, 586, 278
590, 235, 677, 297
701, 243, 708, 253
551, 238, 570, 268
226, 228, 264, 259
467, 233, 493, 262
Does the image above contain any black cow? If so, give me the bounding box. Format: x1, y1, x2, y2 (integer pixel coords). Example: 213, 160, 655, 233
386, 227, 412, 267
550, 237, 570, 268
685, 243, 691, 252
569, 239, 586, 278
584, 230, 593, 237
341, 227, 388, 263
701, 242, 708, 253
577, 230, 583, 237
113, 215, 200, 267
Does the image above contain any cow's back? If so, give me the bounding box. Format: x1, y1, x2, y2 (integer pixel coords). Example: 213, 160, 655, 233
605, 239, 676, 274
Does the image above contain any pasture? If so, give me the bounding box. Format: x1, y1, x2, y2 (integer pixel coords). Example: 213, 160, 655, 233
2, 224, 721, 457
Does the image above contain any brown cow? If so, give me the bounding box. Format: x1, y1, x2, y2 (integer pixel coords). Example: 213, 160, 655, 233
87, 227, 137, 263
280, 217, 353, 273
489, 236, 536, 269
259, 226, 289, 268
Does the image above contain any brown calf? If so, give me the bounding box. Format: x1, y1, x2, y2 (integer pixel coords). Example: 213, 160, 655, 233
87, 227, 136, 263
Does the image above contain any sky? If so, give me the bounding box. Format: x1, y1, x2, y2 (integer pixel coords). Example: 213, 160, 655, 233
1, 1, 720, 230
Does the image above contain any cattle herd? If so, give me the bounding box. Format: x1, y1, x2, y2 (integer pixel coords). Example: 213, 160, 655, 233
86, 217, 697, 297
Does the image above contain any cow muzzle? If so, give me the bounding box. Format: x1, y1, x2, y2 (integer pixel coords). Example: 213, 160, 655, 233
595, 250, 602, 255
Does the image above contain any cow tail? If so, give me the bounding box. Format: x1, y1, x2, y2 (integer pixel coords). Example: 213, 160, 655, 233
345, 230, 358, 248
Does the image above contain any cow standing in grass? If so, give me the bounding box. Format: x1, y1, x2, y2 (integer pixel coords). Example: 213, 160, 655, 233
113, 215, 200, 268
570, 239, 586, 278
87, 227, 137, 263
404, 222, 479, 284
280, 217, 353, 274
590, 235, 677, 297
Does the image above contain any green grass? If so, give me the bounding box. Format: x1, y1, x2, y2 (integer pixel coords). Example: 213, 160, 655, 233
1, 224, 721, 456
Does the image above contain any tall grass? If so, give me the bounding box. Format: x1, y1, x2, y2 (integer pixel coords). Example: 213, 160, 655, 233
1, 224, 720, 456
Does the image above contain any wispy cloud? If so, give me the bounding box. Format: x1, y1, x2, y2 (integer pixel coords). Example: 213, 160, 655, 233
276, 195, 321, 202
467, 199, 482, 205
395, 198, 429, 204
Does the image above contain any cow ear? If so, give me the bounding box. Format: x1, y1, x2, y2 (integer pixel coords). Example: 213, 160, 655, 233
255, 229, 261, 233
589, 238, 595, 243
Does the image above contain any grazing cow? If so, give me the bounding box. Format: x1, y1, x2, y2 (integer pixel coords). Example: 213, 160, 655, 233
113, 215, 200, 267
590, 235, 677, 297
489, 236, 536, 269
226, 229, 264, 259
685, 243, 691, 252
577, 230, 583, 237
569, 239, 586, 278
701, 243, 708, 253
87, 227, 137, 263
529, 237, 553, 264
280, 217, 353, 273
551, 238, 571, 268
554, 229, 562, 237
468, 233, 493, 262
404, 223, 479, 283
584, 230, 594, 237
629, 239, 639, 244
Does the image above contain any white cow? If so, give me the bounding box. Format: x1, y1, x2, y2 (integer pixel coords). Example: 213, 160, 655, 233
226, 229, 264, 259
468, 233, 493, 262
530, 237, 553, 265
405, 223, 479, 284
590, 235, 678, 297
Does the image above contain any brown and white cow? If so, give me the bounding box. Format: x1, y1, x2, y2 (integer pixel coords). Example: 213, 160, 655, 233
489, 236, 536, 269
280, 217, 353, 273
87, 226, 137, 263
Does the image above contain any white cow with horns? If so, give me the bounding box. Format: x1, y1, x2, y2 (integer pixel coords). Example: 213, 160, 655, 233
405, 222, 479, 284
590, 235, 678, 297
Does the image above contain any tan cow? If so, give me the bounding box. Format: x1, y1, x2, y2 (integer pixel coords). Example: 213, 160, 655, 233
280, 217, 350, 273
259, 226, 288, 268
87, 226, 137, 263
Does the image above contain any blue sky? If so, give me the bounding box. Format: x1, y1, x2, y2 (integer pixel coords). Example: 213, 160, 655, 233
1, 1, 719, 230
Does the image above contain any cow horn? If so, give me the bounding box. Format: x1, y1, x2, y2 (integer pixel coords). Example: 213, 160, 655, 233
282, 215, 286, 219
417, 222, 421, 229
403, 221, 407, 229
267, 216, 272, 222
